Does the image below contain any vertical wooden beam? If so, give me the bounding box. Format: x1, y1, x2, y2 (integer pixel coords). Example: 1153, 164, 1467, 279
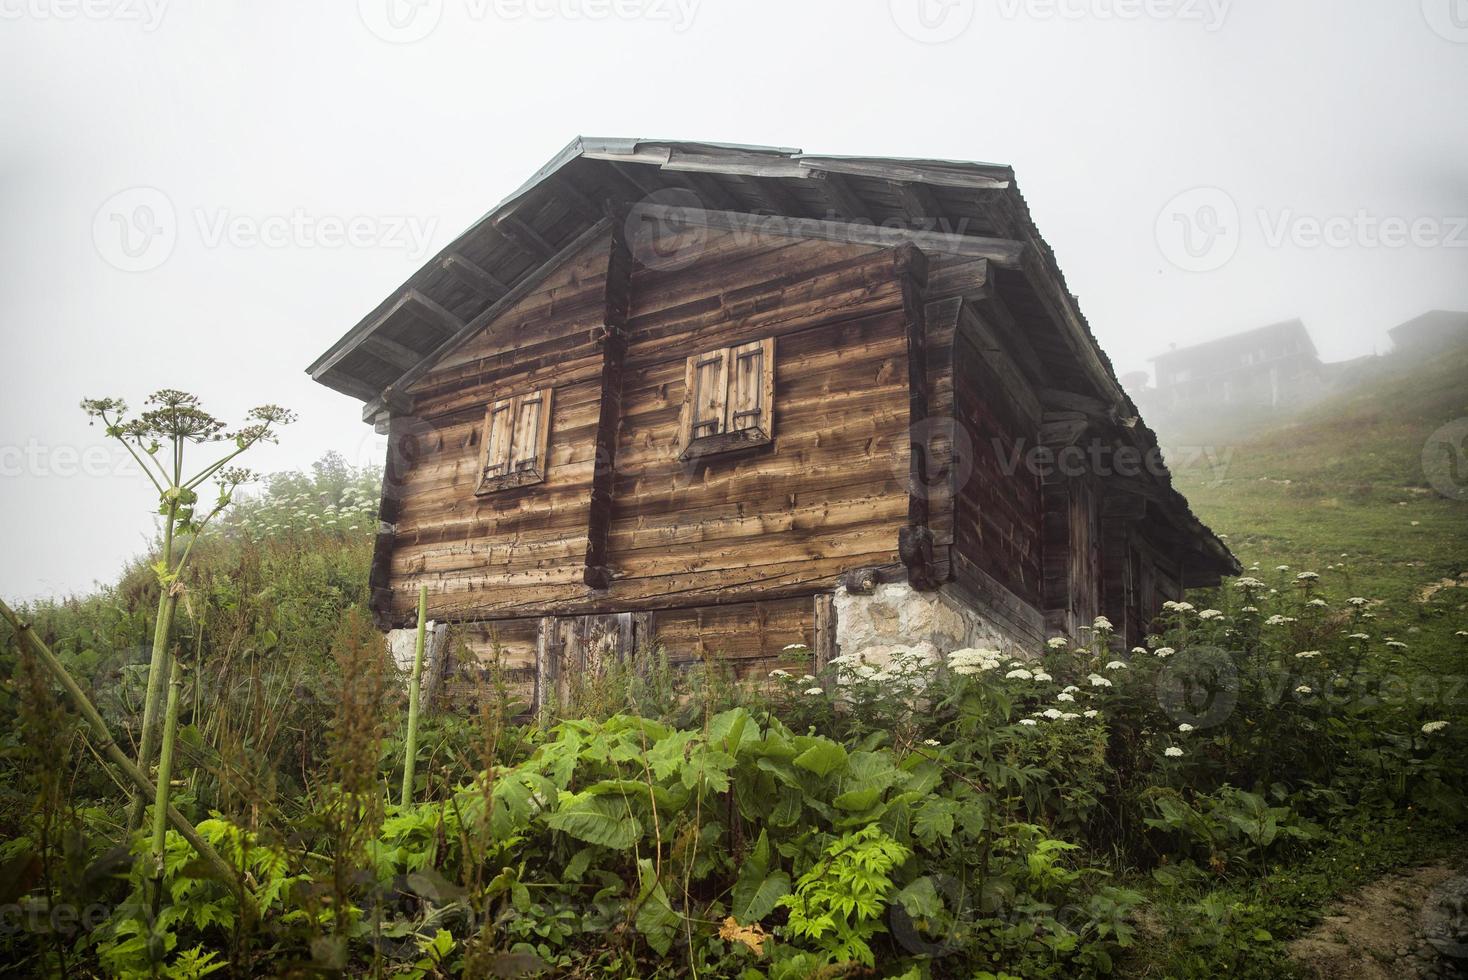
813, 594, 837, 677
895, 244, 939, 591
583, 205, 635, 590
535, 615, 559, 716
369, 415, 405, 629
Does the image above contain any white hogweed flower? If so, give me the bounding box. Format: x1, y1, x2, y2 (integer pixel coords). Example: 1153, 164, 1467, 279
1164, 746, 1184, 758
1087, 673, 1113, 688
1421, 721, 1449, 734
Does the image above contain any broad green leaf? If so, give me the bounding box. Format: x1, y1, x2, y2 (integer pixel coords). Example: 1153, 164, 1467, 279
544, 796, 643, 849
634, 859, 680, 956
732, 870, 791, 924
792, 738, 848, 778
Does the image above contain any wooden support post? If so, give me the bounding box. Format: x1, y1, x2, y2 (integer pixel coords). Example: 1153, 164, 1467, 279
813, 594, 837, 677
583, 204, 634, 590
370, 415, 407, 629
535, 616, 560, 716
895, 244, 940, 591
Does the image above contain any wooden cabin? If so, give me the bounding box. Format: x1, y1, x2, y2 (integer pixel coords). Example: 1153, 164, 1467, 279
306, 138, 1238, 706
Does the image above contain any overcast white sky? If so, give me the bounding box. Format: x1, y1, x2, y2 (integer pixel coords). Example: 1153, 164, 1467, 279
2, 0, 1466, 601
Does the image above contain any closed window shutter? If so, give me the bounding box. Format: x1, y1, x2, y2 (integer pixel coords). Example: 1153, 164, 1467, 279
728, 338, 774, 436
688, 349, 729, 440
481, 398, 514, 479
511, 392, 544, 472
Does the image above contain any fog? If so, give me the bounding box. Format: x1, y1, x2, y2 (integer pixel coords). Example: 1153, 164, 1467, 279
3, 0, 1466, 600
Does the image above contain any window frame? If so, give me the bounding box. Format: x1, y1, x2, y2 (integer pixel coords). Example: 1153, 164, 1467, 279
474, 387, 554, 495
678, 337, 775, 462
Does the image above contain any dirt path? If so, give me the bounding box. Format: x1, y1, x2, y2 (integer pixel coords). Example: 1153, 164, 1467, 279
1289, 862, 1468, 979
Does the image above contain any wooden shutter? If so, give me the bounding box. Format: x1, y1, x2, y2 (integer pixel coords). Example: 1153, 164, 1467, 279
684, 348, 729, 442
728, 338, 775, 438
476, 387, 553, 494
480, 398, 514, 481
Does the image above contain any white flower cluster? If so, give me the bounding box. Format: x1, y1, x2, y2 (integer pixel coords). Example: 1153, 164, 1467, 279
1421, 721, 1450, 735
1235, 576, 1266, 589
1198, 608, 1224, 620
947, 647, 1003, 676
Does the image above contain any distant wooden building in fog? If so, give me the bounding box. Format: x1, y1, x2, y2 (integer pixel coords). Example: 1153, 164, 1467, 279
1388, 310, 1468, 358
306, 138, 1237, 707
1150, 319, 1324, 411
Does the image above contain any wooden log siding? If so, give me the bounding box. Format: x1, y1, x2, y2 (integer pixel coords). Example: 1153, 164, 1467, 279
950, 308, 1044, 609
382, 228, 916, 625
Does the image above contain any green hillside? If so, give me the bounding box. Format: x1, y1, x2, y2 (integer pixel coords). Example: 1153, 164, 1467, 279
1163, 343, 1468, 670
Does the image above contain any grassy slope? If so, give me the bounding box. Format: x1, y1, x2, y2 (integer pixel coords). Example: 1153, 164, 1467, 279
1166, 342, 1468, 670
1131, 343, 1468, 976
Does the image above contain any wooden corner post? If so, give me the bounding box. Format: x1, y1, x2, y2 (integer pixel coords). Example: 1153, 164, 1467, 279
583, 203, 634, 590
895, 244, 940, 591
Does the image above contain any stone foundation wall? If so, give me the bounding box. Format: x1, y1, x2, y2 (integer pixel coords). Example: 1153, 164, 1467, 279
831, 582, 1034, 671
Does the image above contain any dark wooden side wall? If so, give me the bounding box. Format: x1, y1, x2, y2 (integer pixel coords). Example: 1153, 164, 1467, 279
951, 316, 1043, 608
